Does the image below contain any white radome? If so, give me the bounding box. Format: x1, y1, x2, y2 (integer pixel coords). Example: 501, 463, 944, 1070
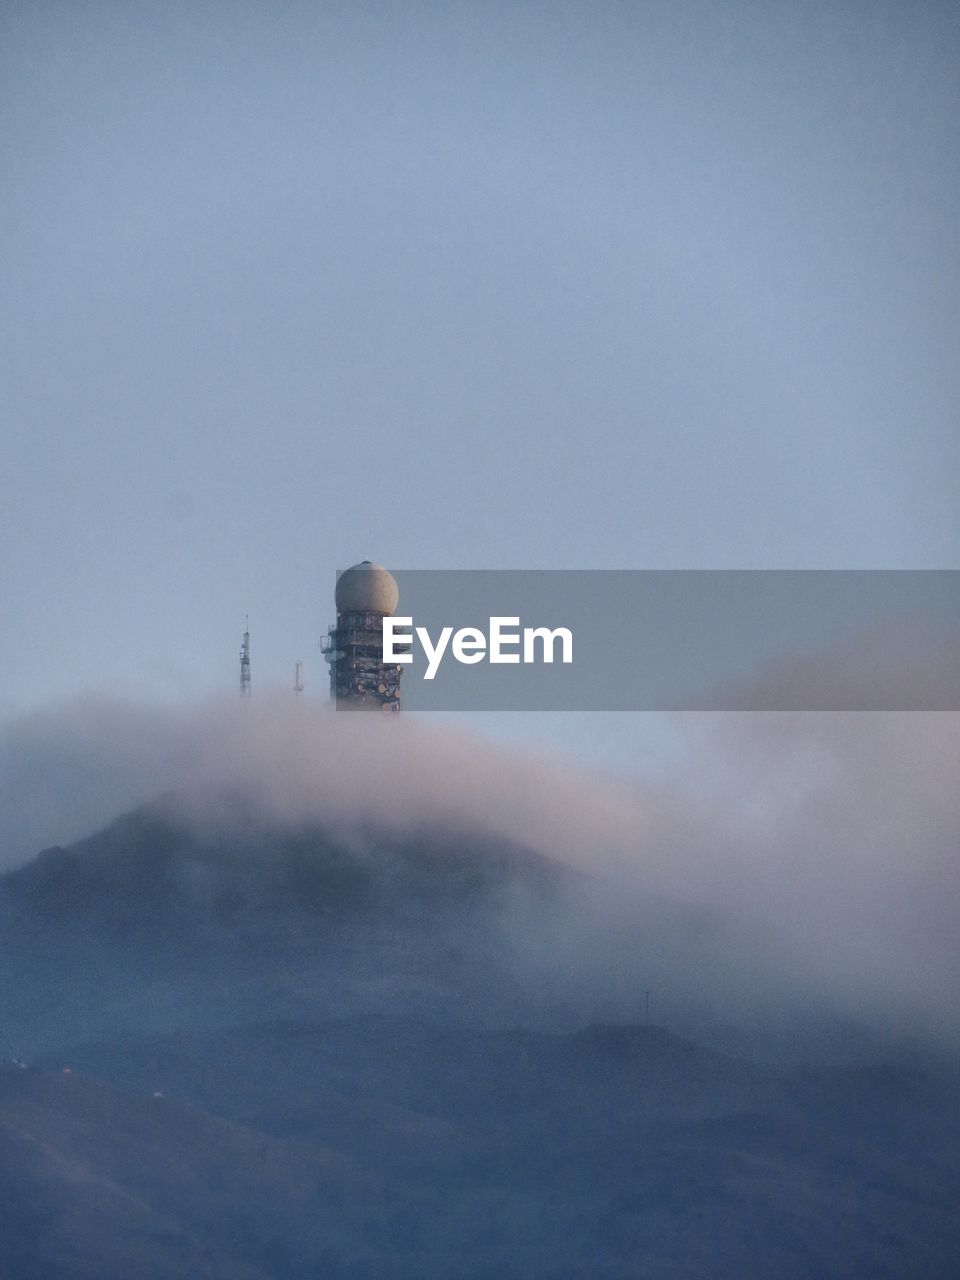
335, 561, 400, 616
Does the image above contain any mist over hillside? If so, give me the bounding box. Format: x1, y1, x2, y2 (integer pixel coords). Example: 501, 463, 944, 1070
2, 798, 959, 1280
2, 694, 958, 1045
1, 697, 958, 1276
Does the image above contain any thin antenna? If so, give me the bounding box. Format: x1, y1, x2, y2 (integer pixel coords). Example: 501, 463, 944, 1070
240, 618, 251, 697
643, 990, 651, 1025
294, 660, 304, 695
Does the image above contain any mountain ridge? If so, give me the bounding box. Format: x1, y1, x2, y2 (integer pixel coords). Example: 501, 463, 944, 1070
2, 796, 959, 1277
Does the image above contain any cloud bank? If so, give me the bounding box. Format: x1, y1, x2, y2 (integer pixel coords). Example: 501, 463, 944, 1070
1, 693, 957, 1046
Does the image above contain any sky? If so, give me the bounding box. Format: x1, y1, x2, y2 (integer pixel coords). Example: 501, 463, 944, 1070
2, 0, 958, 737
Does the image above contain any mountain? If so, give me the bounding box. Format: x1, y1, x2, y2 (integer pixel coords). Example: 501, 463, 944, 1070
1, 797, 959, 1278
0, 797, 576, 1054
4, 1019, 960, 1280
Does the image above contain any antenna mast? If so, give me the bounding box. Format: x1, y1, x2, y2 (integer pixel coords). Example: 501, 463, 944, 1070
240, 619, 251, 697
294, 660, 304, 695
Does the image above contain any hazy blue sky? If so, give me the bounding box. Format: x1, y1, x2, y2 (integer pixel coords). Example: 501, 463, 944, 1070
2, 0, 958, 729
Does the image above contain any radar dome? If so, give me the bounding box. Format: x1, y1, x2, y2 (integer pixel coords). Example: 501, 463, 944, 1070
335, 561, 400, 616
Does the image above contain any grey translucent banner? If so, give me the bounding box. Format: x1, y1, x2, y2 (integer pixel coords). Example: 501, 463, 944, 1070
347, 571, 960, 711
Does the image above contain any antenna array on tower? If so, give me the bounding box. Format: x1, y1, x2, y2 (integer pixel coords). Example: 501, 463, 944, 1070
240, 621, 251, 697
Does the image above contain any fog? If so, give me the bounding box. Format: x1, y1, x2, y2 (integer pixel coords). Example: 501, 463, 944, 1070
1, 694, 957, 1047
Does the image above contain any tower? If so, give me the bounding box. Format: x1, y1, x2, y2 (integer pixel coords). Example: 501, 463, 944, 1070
322, 561, 404, 711
239, 621, 251, 697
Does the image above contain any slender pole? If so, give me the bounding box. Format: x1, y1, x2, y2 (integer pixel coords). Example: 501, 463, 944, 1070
240, 617, 251, 697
